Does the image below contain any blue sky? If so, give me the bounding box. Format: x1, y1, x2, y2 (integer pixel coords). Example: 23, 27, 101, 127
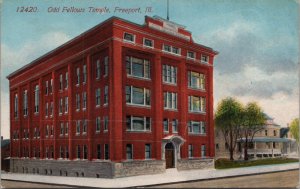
1, 0, 299, 139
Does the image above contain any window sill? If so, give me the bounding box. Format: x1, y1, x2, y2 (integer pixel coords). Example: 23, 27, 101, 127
162, 82, 177, 86
127, 75, 151, 81
188, 87, 206, 92
164, 108, 178, 112
143, 45, 154, 49
126, 130, 152, 133
95, 105, 100, 108
188, 133, 206, 136
201, 61, 209, 64
123, 39, 135, 44
187, 57, 196, 60
95, 131, 100, 134
189, 111, 206, 114
162, 50, 181, 57
126, 103, 151, 108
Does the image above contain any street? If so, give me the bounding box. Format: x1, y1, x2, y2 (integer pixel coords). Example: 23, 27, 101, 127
144, 170, 299, 188
1, 170, 299, 188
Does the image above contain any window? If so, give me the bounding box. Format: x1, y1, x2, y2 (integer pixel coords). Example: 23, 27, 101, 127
172, 119, 178, 133
76, 121, 81, 134
76, 67, 80, 85
60, 123, 64, 135
188, 71, 205, 90
59, 98, 63, 114
95, 88, 101, 106
187, 51, 195, 59
45, 81, 49, 95
82, 92, 87, 110
126, 116, 151, 131
126, 56, 150, 79
162, 65, 177, 84
163, 44, 181, 55
50, 146, 54, 158
104, 116, 108, 131
265, 130, 268, 136
34, 85, 39, 113
96, 60, 101, 79
23, 90, 28, 116
201, 144, 206, 157
97, 144, 101, 159
45, 147, 49, 159
14, 94, 18, 118
201, 54, 209, 63
50, 102, 53, 116
46, 125, 49, 137
65, 122, 69, 135
83, 64, 87, 83
164, 92, 177, 110
163, 119, 169, 132
77, 145, 81, 159
45, 102, 48, 117
96, 117, 101, 132
188, 121, 206, 134
104, 56, 108, 77
65, 97, 68, 113
51, 125, 54, 136
83, 145, 88, 159
50, 79, 53, 94
124, 32, 135, 43
83, 119, 87, 134
143, 38, 153, 48
188, 144, 193, 158
126, 144, 133, 160
145, 144, 151, 159
273, 142, 276, 148
66, 146, 69, 159
104, 144, 109, 160
273, 130, 277, 136
59, 74, 63, 90
65, 72, 68, 89
188, 96, 206, 112
76, 94, 80, 110
216, 144, 219, 150
126, 86, 151, 106
60, 146, 64, 158
104, 86, 108, 105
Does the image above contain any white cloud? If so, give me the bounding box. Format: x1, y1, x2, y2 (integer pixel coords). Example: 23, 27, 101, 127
1, 31, 70, 139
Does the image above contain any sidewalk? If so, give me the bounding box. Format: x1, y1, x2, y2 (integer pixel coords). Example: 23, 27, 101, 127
1, 162, 299, 188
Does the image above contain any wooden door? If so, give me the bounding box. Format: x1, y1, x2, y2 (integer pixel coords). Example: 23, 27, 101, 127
165, 149, 174, 169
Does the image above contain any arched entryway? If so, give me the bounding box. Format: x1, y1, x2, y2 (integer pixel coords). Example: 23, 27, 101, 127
162, 135, 185, 169
165, 143, 175, 168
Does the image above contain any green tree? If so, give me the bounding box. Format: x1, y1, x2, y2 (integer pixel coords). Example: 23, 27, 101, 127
240, 102, 265, 160
290, 118, 299, 143
215, 97, 243, 160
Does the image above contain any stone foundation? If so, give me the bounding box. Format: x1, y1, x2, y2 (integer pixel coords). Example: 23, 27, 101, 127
177, 158, 214, 171
10, 158, 165, 178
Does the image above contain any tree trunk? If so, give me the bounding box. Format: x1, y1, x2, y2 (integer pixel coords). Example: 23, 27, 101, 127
244, 145, 248, 160
230, 149, 234, 161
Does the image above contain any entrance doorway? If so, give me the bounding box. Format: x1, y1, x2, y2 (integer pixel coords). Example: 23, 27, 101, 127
165, 143, 174, 169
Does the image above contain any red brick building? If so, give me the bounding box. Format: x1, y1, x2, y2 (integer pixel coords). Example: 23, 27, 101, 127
7, 16, 218, 178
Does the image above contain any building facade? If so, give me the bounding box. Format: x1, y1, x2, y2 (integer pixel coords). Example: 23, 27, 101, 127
8, 16, 218, 178
215, 113, 290, 160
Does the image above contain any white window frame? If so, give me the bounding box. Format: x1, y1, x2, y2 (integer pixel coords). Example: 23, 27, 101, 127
162, 64, 177, 85
201, 54, 209, 64
96, 117, 101, 133
143, 38, 154, 48
126, 56, 151, 80
201, 144, 206, 157
65, 97, 68, 113
188, 96, 206, 113
59, 74, 63, 90
23, 90, 28, 116
162, 44, 181, 56
76, 93, 80, 111
163, 118, 169, 133
104, 116, 108, 131
188, 144, 193, 158
145, 144, 151, 159
76, 67, 80, 85
164, 92, 177, 110
104, 56, 109, 77
188, 121, 206, 134
82, 92, 87, 110
82, 119, 87, 134
126, 86, 151, 107
96, 59, 100, 79
59, 98, 63, 115
95, 88, 101, 107
123, 32, 135, 43
188, 71, 206, 90
126, 116, 151, 132
187, 51, 196, 60
65, 122, 69, 136
76, 120, 81, 135
34, 85, 39, 114
172, 119, 178, 133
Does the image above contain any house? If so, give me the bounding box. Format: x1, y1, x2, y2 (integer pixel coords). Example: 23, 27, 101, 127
7, 16, 218, 178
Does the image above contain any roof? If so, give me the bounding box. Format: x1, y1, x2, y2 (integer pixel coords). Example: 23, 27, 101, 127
7, 16, 217, 80
263, 113, 273, 120
1, 139, 10, 148
238, 137, 291, 143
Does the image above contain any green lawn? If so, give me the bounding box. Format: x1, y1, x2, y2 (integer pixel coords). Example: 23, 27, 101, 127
215, 158, 298, 169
